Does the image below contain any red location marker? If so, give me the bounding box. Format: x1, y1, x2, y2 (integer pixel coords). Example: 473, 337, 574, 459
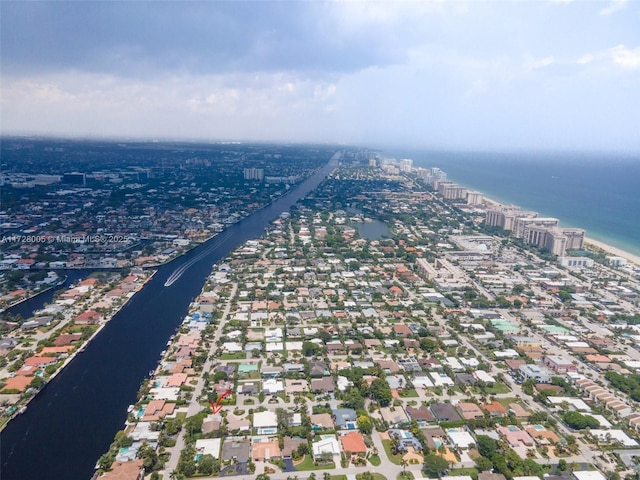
209, 389, 233, 414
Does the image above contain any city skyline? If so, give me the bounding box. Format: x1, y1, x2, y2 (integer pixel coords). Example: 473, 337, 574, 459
1, 0, 639, 152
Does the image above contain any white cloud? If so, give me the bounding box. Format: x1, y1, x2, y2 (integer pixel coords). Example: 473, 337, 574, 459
523, 55, 555, 72
600, 0, 628, 15
576, 45, 640, 70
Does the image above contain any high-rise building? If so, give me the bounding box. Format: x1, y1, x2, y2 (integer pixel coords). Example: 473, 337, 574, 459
466, 191, 483, 205
243, 168, 264, 181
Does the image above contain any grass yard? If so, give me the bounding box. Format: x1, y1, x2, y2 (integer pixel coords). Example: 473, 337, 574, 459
397, 473, 414, 480
448, 468, 479, 480
220, 352, 246, 360
369, 454, 381, 466
381, 440, 403, 465
295, 455, 335, 471
399, 389, 419, 398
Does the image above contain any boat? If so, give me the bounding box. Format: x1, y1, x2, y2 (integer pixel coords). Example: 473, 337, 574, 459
18, 406, 27, 415
127, 404, 134, 413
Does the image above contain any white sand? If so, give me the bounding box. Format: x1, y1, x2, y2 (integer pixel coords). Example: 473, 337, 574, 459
584, 237, 640, 267
480, 195, 639, 267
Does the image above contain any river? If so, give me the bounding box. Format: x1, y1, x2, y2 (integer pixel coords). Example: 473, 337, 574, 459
0, 153, 339, 480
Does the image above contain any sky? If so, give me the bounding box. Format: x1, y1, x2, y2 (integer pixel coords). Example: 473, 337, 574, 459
1, 0, 639, 152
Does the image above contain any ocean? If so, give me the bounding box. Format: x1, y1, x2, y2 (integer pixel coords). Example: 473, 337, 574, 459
384, 149, 640, 257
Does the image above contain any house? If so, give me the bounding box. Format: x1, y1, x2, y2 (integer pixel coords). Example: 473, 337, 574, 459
456, 402, 485, 420
196, 438, 222, 459
221, 439, 251, 463
497, 426, 535, 448
262, 378, 284, 394
446, 428, 476, 449
252, 438, 281, 461
309, 360, 329, 377
406, 405, 435, 423
253, 411, 278, 434
99, 459, 144, 480
226, 413, 251, 432
482, 402, 507, 417
312, 436, 341, 460
380, 407, 410, 426
431, 403, 463, 422
388, 429, 423, 452
334, 408, 357, 429
311, 413, 335, 430
285, 379, 309, 394
282, 436, 307, 459
1, 375, 33, 393
311, 377, 335, 393
142, 399, 176, 421
75, 310, 102, 325
340, 431, 367, 454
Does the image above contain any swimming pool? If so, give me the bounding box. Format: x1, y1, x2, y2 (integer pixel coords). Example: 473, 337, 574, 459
532, 424, 545, 431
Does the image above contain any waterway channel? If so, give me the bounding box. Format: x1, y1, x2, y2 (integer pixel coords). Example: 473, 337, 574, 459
0, 153, 340, 480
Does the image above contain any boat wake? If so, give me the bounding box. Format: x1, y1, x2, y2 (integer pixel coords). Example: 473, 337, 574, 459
163, 231, 232, 287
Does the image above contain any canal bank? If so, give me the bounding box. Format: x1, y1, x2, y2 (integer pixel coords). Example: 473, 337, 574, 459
0, 152, 340, 480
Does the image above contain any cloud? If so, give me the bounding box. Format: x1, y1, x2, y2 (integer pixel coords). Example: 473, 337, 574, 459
0, 2, 445, 79
577, 44, 640, 70
600, 0, 628, 15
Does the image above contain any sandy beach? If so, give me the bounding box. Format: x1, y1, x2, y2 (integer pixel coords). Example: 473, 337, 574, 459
478, 196, 639, 268
584, 237, 640, 267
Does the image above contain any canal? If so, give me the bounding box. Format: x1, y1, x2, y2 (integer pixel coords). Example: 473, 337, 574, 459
0, 153, 339, 480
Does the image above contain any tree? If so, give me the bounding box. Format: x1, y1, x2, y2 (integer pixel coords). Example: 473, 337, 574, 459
423, 453, 449, 478
369, 378, 392, 406
475, 456, 493, 472
476, 435, 498, 459
562, 411, 599, 430
357, 415, 373, 434
137, 443, 159, 473
198, 454, 216, 475
98, 454, 113, 472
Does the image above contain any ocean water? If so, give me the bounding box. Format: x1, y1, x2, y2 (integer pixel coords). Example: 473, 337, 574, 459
385, 149, 640, 256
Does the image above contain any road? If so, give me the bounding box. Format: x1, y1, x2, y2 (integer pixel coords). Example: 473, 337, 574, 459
162, 282, 238, 479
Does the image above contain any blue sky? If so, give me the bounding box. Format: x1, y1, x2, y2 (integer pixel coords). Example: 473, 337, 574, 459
1, 0, 638, 151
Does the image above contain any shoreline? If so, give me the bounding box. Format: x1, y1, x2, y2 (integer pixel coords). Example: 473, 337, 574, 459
0, 269, 157, 431
438, 171, 640, 263
583, 237, 640, 267
469, 192, 639, 268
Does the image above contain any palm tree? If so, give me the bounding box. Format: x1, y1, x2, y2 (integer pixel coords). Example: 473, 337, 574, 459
401, 458, 408, 475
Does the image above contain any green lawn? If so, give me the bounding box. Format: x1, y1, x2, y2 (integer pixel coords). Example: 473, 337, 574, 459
331, 476, 347, 480
295, 455, 335, 471
220, 352, 246, 360
448, 468, 479, 480
397, 473, 414, 480
369, 454, 381, 466
356, 474, 387, 480
381, 440, 403, 465
399, 389, 419, 398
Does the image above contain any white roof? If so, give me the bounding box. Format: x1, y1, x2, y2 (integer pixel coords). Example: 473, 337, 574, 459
196, 438, 221, 459
313, 437, 340, 456
590, 429, 638, 447
573, 471, 607, 480
447, 430, 476, 448
253, 411, 278, 428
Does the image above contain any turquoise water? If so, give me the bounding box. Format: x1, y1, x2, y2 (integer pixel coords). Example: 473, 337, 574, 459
387, 149, 640, 256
